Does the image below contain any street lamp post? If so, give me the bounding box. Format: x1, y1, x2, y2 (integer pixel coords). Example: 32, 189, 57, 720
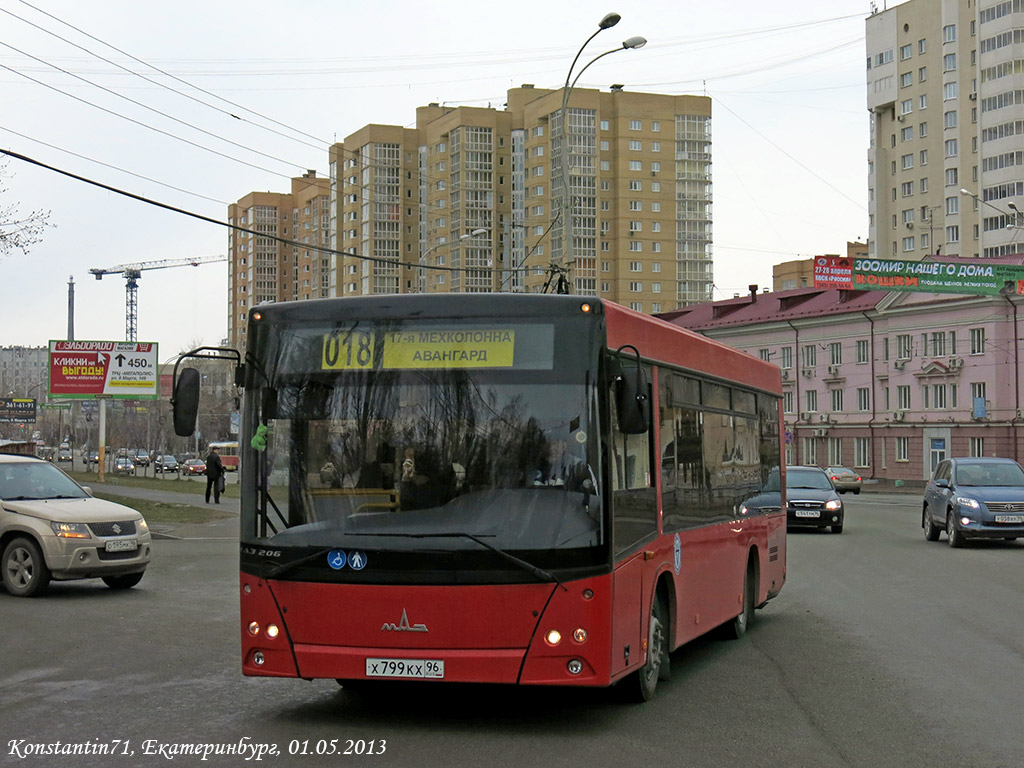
559, 14, 645, 294
419, 228, 489, 293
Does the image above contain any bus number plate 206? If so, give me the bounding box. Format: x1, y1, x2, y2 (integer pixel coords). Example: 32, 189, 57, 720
365, 658, 445, 679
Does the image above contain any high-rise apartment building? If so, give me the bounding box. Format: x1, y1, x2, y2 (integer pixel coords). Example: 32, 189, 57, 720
227, 171, 329, 348
866, 0, 1024, 261
236, 86, 712, 333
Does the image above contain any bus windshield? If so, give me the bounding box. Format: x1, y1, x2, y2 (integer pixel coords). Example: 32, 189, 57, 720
242, 314, 604, 566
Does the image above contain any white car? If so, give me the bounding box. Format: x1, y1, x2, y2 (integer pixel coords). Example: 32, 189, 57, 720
0, 454, 151, 597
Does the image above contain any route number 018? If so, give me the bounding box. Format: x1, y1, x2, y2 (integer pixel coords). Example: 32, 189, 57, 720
322, 331, 377, 370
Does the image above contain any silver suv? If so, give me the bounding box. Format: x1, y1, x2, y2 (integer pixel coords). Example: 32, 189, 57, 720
0, 454, 151, 596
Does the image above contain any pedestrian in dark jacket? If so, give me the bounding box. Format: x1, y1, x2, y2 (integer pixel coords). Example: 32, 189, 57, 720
205, 446, 224, 504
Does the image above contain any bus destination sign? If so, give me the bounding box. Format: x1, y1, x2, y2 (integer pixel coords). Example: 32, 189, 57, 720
322, 328, 516, 371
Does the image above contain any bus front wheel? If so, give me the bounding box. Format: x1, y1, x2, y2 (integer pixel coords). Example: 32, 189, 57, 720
626, 596, 666, 702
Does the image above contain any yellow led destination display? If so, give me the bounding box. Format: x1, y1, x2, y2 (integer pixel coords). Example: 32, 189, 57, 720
322, 328, 517, 370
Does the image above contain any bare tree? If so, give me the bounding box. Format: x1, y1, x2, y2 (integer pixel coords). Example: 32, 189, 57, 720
0, 161, 52, 258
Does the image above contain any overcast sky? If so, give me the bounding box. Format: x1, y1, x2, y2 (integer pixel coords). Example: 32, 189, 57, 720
1, 0, 875, 358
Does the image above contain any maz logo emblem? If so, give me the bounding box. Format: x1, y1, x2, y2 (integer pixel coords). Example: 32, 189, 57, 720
381, 608, 428, 632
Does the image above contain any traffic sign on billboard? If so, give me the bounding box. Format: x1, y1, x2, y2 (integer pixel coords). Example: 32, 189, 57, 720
48, 340, 159, 400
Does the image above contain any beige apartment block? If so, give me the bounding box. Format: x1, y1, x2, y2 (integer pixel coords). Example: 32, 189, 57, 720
227, 171, 329, 349
238, 86, 713, 319
866, 0, 1024, 261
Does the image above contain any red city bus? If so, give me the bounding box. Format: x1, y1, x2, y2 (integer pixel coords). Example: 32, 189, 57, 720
178, 294, 785, 701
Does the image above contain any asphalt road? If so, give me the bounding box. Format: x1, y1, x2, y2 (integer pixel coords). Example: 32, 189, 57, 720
1, 492, 1021, 768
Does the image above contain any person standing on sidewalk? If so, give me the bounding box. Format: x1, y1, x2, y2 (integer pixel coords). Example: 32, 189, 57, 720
204, 446, 224, 504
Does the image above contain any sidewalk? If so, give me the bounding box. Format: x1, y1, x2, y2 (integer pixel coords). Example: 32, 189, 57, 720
84, 480, 240, 540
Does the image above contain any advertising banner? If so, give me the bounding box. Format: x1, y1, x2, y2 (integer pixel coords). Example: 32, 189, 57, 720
48, 340, 159, 400
814, 256, 1024, 296
0, 398, 36, 424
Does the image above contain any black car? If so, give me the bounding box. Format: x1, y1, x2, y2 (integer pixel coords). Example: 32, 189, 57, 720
923, 457, 1024, 547
785, 465, 844, 534
153, 454, 180, 474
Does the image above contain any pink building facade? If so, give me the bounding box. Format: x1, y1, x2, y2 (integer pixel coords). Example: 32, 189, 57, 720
661, 287, 1024, 486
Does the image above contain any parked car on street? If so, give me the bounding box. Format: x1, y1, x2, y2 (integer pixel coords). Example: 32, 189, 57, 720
113, 457, 136, 476
130, 449, 150, 467
825, 466, 862, 494
182, 458, 206, 476
785, 465, 844, 534
923, 457, 1024, 547
153, 454, 179, 474
0, 454, 151, 596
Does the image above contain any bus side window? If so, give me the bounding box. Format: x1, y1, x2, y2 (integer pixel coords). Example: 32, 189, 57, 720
610, 363, 657, 557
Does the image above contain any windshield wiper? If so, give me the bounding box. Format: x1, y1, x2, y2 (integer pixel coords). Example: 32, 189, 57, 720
364, 532, 568, 591
264, 532, 567, 590
4, 496, 43, 501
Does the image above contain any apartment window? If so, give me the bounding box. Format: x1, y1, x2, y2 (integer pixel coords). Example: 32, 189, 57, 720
945, 167, 958, 187
600, 119, 610, 131
651, 161, 661, 173
803, 438, 817, 466
969, 327, 985, 354
896, 334, 913, 359
901, 72, 913, 88
901, 126, 914, 141
651, 182, 661, 192
783, 391, 794, 414
918, 38, 926, 54
919, 94, 928, 109
920, 177, 929, 193
896, 436, 909, 462
651, 141, 661, 152
855, 437, 871, 468
806, 390, 818, 412
801, 344, 817, 367
629, 119, 642, 130
651, 121, 660, 132
903, 236, 916, 252
902, 181, 915, 197
946, 225, 960, 242
600, 200, 610, 211
600, 160, 611, 171
630, 302, 643, 311
651, 263, 661, 273
629, 261, 642, 272
828, 438, 842, 466
629, 140, 642, 151
629, 200, 643, 211
629, 161, 642, 171
629, 241, 642, 252
652, 242, 661, 253
944, 110, 957, 129
601, 261, 610, 272
919, 66, 927, 82
946, 196, 959, 215
897, 385, 911, 410
900, 44, 912, 60
781, 346, 793, 369
830, 389, 844, 412
943, 53, 957, 71
945, 139, 958, 157
652, 282, 661, 293
651, 222, 661, 233
943, 24, 956, 43
969, 437, 984, 457
901, 99, 913, 115
600, 140, 610, 151
601, 180, 610, 191
920, 122, 928, 137
601, 281, 610, 292
856, 339, 869, 363
629, 281, 643, 292
828, 342, 842, 365
943, 82, 958, 101
857, 387, 871, 411
901, 153, 914, 170
629, 180, 642, 191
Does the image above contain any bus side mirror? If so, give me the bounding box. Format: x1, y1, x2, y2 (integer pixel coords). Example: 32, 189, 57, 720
172, 367, 200, 437
615, 362, 650, 434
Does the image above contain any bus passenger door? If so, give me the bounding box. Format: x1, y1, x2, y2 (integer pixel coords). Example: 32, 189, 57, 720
610, 553, 645, 678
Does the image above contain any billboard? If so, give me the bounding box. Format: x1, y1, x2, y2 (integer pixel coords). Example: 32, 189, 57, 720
0, 398, 36, 424
48, 340, 159, 400
814, 256, 1024, 296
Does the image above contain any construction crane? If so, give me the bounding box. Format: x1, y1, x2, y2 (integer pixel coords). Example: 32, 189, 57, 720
89, 255, 227, 341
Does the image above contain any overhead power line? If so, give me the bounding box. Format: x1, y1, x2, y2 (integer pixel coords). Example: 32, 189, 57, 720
0, 148, 533, 278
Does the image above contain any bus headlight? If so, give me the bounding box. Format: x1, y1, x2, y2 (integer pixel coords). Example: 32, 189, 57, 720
545, 629, 562, 646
